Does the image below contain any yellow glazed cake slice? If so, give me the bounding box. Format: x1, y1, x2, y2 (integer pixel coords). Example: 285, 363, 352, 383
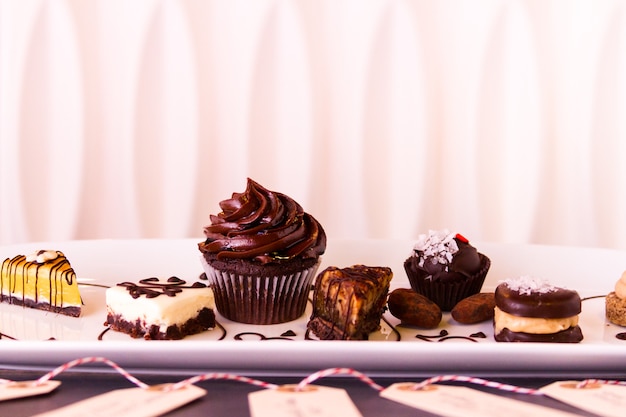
0, 250, 81, 317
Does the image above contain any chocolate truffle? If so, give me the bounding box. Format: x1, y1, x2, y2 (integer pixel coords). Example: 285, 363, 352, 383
404, 229, 490, 311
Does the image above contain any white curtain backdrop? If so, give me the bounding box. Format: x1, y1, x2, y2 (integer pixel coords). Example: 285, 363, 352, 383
1, 0, 626, 250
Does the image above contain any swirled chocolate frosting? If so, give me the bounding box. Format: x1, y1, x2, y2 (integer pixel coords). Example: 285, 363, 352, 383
198, 178, 326, 264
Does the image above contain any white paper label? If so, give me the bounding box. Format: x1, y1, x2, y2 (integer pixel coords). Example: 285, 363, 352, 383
249, 385, 363, 417
381, 383, 580, 417
31, 384, 206, 417
0, 380, 61, 401
540, 381, 626, 417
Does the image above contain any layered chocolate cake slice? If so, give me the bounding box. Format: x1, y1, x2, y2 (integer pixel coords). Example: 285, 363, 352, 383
105, 277, 216, 340
307, 265, 392, 340
0, 250, 82, 317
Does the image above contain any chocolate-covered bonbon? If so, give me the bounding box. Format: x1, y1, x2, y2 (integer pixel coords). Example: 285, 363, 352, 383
495, 280, 581, 318
493, 276, 583, 343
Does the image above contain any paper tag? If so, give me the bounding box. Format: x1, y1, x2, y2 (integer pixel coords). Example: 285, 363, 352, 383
540, 381, 626, 417
249, 385, 363, 417
0, 380, 61, 401
381, 383, 580, 417
32, 384, 206, 417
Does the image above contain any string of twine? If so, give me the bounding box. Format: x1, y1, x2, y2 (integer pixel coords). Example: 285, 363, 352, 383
2, 356, 623, 395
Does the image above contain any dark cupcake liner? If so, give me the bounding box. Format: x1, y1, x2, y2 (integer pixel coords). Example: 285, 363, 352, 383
405, 253, 490, 311
200, 258, 320, 324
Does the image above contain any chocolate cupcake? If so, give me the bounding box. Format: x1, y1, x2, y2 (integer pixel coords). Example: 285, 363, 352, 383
494, 276, 583, 343
198, 178, 326, 324
403, 229, 490, 311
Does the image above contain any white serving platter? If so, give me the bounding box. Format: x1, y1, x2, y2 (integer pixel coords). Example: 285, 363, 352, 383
1, 238, 625, 378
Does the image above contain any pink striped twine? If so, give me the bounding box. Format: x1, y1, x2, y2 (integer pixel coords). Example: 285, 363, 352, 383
295, 367, 384, 392
576, 379, 626, 389
8, 356, 593, 397
168, 373, 278, 391
35, 356, 149, 389
410, 375, 543, 395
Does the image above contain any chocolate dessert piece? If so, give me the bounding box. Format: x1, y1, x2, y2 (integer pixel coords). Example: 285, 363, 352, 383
494, 276, 583, 343
405, 233, 482, 283
451, 292, 496, 324
307, 265, 392, 340
0, 250, 81, 317
404, 230, 490, 311
387, 288, 442, 328
198, 178, 326, 324
495, 280, 581, 318
105, 277, 216, 340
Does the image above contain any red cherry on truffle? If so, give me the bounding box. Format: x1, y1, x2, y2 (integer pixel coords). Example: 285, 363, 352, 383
455, 233, 469, 243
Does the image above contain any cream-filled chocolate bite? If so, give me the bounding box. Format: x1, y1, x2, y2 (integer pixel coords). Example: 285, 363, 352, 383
494, 276, 583, 343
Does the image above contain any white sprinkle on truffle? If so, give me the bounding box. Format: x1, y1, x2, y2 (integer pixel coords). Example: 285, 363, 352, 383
412, 229, 458, 268
501, 276, 558, 295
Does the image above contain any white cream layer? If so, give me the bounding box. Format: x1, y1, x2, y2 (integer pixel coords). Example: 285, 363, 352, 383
105, 284, 215, 332
494, 307, 578, 335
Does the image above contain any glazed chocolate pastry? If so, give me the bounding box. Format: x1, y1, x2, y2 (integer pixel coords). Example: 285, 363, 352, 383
307, 265, 393, 340
493, 276, 583, 343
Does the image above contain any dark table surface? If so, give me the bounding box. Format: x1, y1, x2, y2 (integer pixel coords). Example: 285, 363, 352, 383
0, 368, 609, 416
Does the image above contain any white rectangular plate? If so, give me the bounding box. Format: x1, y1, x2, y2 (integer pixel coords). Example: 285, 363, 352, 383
1, 238, 625, 378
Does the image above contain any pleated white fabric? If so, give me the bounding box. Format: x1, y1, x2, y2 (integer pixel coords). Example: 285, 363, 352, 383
1, 0, 625, 250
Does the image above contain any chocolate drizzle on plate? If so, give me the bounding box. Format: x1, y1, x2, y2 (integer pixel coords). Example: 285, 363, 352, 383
381, 315, 402, 341
117, 277, 207, 299
581, 295, 607, 302
0, 331, 55, 341
234, 330, 297, 341
415, 329, 485, 342
579, 295, 626, 342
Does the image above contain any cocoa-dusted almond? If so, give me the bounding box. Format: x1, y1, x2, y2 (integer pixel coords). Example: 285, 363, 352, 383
387, 288, 442, 329
451, 292, 495, 324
